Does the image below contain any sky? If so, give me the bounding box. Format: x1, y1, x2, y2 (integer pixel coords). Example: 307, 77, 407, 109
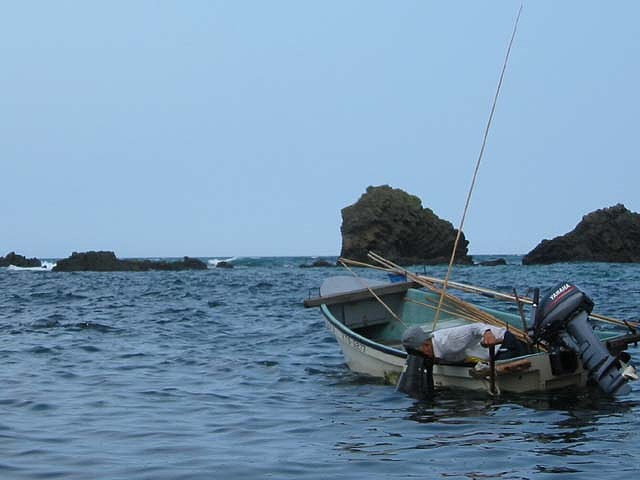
2, 1, 639, 258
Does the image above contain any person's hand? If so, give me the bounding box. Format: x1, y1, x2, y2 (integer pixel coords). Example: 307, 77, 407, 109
481, 329, 499, 348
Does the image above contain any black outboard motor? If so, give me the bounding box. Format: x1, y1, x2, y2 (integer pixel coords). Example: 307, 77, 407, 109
397, 350, 434, 399
533, 282, 631, 396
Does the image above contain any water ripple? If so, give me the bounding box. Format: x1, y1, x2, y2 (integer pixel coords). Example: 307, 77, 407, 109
1, 261, 639, 479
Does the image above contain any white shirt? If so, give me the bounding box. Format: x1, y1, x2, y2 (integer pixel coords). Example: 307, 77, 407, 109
431, 323, 506, 363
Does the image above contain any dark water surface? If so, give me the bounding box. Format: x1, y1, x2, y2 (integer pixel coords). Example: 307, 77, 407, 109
1, 257, 639, 479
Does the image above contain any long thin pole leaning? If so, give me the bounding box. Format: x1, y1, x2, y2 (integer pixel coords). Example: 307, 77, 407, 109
365, 251, 531, 343
433, 5, 523, 329
340, 255, 639, 330
338, 259, 406, 327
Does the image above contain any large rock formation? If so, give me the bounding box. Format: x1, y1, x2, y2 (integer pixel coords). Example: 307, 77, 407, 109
340, 185, 472, 265
0, 252, 42, 268
522, 204, 640, 264
52, 251, 208, 272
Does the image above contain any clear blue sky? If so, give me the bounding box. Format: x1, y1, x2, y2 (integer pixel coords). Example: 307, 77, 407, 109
2, 1, 638, 258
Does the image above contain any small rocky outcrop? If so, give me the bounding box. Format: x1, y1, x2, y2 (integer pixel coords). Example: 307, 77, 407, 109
340, 185, 472, 266
299, 259, 334, 268
522, 204, 640, 264
52, 251, 208, 272
0, 252, 42, 268
476, 258, 507, 267
216, 261, 234, 269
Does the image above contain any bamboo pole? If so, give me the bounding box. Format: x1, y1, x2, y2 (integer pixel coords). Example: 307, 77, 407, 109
414, 273, 639, 329
434, 4, 523, 327
338, 259, 406, 327
404, 297, 509, 329
366, 252, 531, 343
338, 257, 394, 273
341, 255, 639, 330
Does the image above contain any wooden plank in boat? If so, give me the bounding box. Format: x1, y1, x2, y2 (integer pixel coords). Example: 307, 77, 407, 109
303, 281, 419, 308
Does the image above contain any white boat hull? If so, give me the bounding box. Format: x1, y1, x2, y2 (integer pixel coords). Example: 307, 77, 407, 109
324, 312, 590, 394
309, 276, 632, 396
325, 317, 404, 381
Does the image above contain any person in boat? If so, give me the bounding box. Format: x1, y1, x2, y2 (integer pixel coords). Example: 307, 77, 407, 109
401, 323, 525, 363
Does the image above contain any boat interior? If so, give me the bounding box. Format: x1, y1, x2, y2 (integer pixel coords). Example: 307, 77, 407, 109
319, 282, 624, 354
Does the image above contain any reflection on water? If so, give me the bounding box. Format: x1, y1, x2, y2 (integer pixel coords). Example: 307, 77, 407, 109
327, 383, 640, 479
386, 386, 639, 479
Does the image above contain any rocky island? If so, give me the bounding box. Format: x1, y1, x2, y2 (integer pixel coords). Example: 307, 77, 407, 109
522, 204, 640, 264
0, 252, 42, 268
340, 185, 472, 266
52, 251, 208, 272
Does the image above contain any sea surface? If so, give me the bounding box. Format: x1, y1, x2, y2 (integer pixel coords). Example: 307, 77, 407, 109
1, 256, 639, 479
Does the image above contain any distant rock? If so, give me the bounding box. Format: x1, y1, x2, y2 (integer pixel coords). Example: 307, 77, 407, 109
522, 204, 640, 264
52, 251, 208, 272
216, 261, 234, 269
476, 258, 507, 267
0, 252, 42, 268
299, 259, 334, 268
340, 185, 472, 266
176, 257, 209, 271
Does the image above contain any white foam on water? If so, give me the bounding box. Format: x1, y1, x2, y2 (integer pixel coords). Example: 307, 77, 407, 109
208, 257, 238, 267
6, 261, 56, 271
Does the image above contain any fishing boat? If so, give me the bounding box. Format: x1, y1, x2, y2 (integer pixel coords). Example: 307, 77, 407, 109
304, 9, 639, 397
304, 269, 640, 396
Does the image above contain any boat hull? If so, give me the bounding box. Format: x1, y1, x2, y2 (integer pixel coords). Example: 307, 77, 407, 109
305, 275, 640, 395
324, 315, 405, 383
320, 294, 591, 394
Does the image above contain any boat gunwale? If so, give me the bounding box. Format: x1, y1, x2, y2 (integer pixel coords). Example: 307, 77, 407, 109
320, 300, 558, 367
320, 304, 407, 359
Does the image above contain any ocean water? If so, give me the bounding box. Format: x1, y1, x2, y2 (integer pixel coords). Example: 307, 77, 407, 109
1, 256, 639, 479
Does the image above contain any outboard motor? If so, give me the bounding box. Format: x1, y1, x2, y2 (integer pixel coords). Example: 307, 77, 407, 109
533, 282, 631, 396
397, 350, 434, 399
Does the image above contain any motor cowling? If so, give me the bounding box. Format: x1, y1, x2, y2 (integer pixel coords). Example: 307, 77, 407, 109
533, 282, 630, 396
533, 282, 594, 342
